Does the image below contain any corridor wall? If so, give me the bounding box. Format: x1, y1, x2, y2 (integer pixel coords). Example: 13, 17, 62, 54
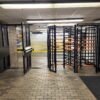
8, 26, 18, 68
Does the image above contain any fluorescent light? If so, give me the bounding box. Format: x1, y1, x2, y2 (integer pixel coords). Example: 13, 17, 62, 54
0, 4, 53, 9
27, 19, 83, 24
0, 2, 100, 9
48, 23, 76, 26
94, 20, 100, 23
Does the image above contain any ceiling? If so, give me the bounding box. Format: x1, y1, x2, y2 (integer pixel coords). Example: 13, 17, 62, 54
0, 7, 100, 24
0, 1, 100, 30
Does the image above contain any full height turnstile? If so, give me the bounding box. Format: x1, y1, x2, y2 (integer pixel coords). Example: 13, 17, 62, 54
47, 26, 75, 72
74, 24, 100, 73
63, 26, 77, 72
47, 24, 100, 73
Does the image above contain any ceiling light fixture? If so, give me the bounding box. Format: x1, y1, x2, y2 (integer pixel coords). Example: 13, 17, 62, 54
0, 2, 100, 9
47, 23, 77, 26
27, 19, 83, 24
94, 20, 100, 23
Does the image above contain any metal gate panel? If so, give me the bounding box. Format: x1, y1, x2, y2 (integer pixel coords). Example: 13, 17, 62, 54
22, 23, 32, 74
47, 26, 56, 72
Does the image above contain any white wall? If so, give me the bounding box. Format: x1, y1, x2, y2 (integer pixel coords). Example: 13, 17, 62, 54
30, 32, 47, 52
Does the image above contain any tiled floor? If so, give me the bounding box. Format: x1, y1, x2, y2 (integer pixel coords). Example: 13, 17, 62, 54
0, 53, 99, 100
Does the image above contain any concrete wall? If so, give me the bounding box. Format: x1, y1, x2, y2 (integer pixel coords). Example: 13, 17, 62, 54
8, 26, 18, 68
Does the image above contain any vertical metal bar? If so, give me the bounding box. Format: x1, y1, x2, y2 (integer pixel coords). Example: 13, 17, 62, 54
69, 27, 71, 65
74, 25, 78, 73
21, 23, 26, 74
80, 26, 82, 68
25, 25, 28, 46
47, 28, 49, 68
88, 27, 90, 63
98, 26, 100, 71
1, 26, 6, 70
49, 27, 51, 70
1, 26, 4, 47
21, 23, 25, 50
54, 25, 57, 72
95, 26, 98, 72
86, 27, 88, 64
28, 25, 31, 46
28, 25, 31, 68
63, 27, 65, 69
48, 26, 52, 71
95, 26, 100, 72
51, 27, 53, 70
27, 25, 31, 69
84, 28, 87, 63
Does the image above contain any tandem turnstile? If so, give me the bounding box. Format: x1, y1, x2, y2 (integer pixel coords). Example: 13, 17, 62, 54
47, 24, 100, 73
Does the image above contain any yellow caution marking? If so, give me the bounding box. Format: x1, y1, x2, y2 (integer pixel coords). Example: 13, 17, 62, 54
17, 49, 63, 53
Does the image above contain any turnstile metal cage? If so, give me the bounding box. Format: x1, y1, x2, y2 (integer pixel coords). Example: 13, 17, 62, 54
74, 24, 100, 72
47, 24, 100, 73
47, 26, 75, 72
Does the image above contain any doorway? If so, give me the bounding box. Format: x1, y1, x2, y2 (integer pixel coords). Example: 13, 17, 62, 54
30, 25, 47, 69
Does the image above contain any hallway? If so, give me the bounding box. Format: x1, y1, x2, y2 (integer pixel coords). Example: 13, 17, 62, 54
0, 53, 97, 100
0, 0, 100, 100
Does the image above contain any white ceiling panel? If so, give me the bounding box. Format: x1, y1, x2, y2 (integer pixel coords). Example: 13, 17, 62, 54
21, 9, 40, 19
71, 8, 96, 18
55, 8, 75, 15
0, 13, 8, 19
0, 7, 100, 24
3, 10, 22, 17
37, 9, 55, 16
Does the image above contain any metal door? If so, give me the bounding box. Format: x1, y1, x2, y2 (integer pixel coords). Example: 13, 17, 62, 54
22, 23, 32, 74
47, 26, 57, 72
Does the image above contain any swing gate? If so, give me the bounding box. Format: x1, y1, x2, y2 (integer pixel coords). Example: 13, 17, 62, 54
22, 23, 32, 74
47, 25, 100, 73
0, 23, 32, 74
47, 26, 57, 72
